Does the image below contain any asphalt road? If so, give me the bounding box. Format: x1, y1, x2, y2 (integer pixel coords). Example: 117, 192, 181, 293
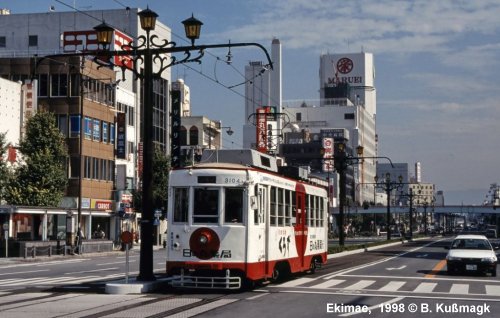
1, 237, 499, 317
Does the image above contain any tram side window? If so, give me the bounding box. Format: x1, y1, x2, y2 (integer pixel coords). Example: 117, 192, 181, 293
225, 188, 243, 223
270, 187, 277, 226
173, 187, 189, 223
253, 185, 259, 225
277, 188, 284, 226
193, 188, 219, 223
285, 190, 291, 226
310, 195, 316, 227
306, 195, 311, 226
314, 196, 319, 227
292, 192, 297, 225
319, 197, 325, 227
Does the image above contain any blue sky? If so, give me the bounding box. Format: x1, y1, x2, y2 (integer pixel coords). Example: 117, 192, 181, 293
2, 0, 499, 205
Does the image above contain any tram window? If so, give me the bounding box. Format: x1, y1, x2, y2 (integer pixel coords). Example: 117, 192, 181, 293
270, 187, 277, 226
193, 188, 219, 223
319, 197, 325, 227
277, 188, 284, 226
292, 192, 297, 225
173, 187, 189, 223
306, 195, 311, 226
285, 190, 291, 226
314, 196, 319, 227
225, 188, 243, 223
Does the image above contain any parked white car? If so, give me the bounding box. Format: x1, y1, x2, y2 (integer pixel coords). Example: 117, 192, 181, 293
445, 234, 498, 276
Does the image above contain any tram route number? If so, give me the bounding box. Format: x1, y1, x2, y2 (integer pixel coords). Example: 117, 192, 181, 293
224, 177, 243, 184
183, 249, 232, 258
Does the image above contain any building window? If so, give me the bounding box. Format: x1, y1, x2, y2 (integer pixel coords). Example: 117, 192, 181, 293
69, 115, 80, 138
127, 105, 134, 126
51, 73, 68, 97
110, 124, 115, 145
69, 156, 79, 179
28, 35, 38, 47
38, 74, 48, 97
0, 36, 5, 48
84, 156, 91, 179
344, 113, 355, 120
58, 115, 68, 137
84, 117, 92, 140
180, 126, 187, 145
296, 113, 302, 121
189, 126, 198, 145
93, 119, 100, 141
102, 122, 108, 143
70, 74, 80, 97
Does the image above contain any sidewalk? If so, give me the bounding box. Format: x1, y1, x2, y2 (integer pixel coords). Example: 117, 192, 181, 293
0, 244, 164, 265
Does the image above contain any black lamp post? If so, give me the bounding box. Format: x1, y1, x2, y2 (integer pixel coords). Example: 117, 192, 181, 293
35, 7, 272, 282
92, 8, 273, 281
374, 173, 403, 241
333, 142, 365, 246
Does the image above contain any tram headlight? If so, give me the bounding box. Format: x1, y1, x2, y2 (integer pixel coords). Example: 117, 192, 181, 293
199, 235, 208, 244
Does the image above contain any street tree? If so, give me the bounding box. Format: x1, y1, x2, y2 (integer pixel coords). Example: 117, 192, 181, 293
4, 111, 68, 206
132, 146, 170, 212
0, 132, 13, 203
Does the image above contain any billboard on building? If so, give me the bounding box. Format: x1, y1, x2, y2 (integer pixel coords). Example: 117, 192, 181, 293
63, 29, 133, 68
256, 107, 268, 153
320, 53, 374, 88
322, 137, 334, 172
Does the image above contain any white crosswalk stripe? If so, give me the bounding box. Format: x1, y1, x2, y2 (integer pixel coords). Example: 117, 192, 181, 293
342, 280, 375, 290
309, 279, 345, 289
271, 277, 500, 296
0, 274, 124, 287
449, 283, 469, 294
413, 282, 437, 293
485, 285, 500, 296
378, 281, 406, 292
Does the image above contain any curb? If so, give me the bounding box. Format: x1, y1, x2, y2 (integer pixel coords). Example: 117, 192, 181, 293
327, 236, 432, 259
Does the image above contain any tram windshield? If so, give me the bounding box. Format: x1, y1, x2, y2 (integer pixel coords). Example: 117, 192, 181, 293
225, 188, 244, 223
193, 188, 219, 223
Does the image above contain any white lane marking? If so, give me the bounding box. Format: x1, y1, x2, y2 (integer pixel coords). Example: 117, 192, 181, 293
246, 293, 269, 300
340, 297, 405, 317
449, 283, 469, 294
416, 253, 428, 258
0, 269, 49, 276
277, 277, 316, 287
64, 267, 119, 275
309, 279, 345, 289
97, 261, 136, 266
320, 238, 448, 279
378, 281, 406, 292
486, 285, 500, 296
34, 259, 89, 266
386, 265, 406, 270
413, 282, 437, 293
343, 280, 375, 290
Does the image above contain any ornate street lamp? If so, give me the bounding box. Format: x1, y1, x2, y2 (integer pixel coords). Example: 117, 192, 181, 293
91, 8, 272, 281
182, 14, 203, 46
36, 7, 272, 282
374, 173, 403, 240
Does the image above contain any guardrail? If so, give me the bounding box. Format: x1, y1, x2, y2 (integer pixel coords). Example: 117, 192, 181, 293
20, 240, 114, 258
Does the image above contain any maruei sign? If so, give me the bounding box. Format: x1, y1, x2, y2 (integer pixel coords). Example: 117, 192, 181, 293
320, 52, 374, 88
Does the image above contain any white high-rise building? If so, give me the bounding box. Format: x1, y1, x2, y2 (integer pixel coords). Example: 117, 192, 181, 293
243, 38, 281, 151
283, 52, 377, 205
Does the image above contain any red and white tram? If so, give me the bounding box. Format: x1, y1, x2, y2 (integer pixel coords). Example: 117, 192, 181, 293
166, 149, 328, 289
